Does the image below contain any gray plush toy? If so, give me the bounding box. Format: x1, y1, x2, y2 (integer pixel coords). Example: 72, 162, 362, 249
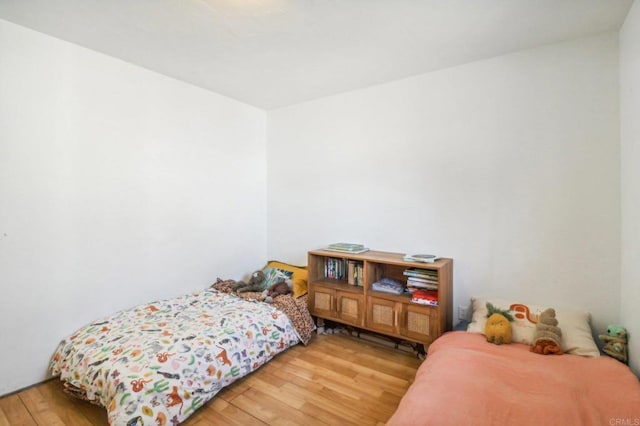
231, 270, 266, 293
260, 279, 293, 303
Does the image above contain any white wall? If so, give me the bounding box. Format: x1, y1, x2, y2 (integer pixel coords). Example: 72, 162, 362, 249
268, 34, 620, 337
620, 1, 640, 376
0, 15, 632, 397
0, 19, 267, 395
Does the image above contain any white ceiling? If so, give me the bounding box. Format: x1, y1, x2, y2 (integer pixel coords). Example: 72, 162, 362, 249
0, 0, 633, 110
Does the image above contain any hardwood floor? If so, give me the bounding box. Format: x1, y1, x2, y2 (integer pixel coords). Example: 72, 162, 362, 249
0, 334, 422, 425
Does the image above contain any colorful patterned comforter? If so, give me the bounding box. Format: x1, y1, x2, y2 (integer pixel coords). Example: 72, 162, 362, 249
49, 289, 301, 425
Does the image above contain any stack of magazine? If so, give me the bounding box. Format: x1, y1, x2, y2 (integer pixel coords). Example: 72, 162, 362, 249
403, 268, 438, 290
325, 242, 369, 254
404, 267, 439, 305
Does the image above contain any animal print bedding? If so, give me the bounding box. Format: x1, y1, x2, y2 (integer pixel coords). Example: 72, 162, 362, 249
210, 278, 315, 345
49, 288, 301, 425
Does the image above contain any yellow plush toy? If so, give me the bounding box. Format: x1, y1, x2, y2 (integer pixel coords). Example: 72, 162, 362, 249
485, 302, 514, 345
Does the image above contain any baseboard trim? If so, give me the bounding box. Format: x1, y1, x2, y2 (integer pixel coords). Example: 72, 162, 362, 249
0, 376, 58, 400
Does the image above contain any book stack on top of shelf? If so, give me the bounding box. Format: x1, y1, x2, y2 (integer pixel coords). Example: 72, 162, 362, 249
404, 267, 439, 306
325, 242, 369, 254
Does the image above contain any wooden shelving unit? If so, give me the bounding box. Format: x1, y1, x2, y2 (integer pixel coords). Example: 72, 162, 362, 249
308, 249, 453, 346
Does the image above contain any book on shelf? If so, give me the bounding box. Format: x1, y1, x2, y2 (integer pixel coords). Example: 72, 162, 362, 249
411, 289, 438, 306
324, 257, 347, 280
325, 257, 363, 286
403, 254, 440, 263
325, 247, 370, 254
403, 268, 438, 279
325, 242, 369, 254
405, 275, 438, 284
329, 242, 365, 250
348, 261, 355, 285
406, 280, 438, 290
408, 285, 438, 292
351, 261, 363, 286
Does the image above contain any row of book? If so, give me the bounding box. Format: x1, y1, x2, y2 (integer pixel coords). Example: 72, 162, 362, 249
347, 260, 364, 286
323, 258, 364, 286
404, 268, 439, 305
323, 259, 439, 303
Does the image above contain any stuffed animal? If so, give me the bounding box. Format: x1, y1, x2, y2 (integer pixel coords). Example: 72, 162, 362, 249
485, 302, 514, 345
599, 325, 628, 364
231, 270, 266, 293
261, 279, 293, 303
530, 308, 563, 355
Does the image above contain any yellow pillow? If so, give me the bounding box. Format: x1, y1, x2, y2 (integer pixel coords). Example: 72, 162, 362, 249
265, 260, 308, 299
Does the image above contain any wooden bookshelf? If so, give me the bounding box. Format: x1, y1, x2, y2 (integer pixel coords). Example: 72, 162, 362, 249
307, 249, 453, 346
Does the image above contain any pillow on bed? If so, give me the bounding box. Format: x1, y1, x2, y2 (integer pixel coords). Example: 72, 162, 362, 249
264, 261, 308, 299
466, 297, 599, 357
261, 266, 294, 290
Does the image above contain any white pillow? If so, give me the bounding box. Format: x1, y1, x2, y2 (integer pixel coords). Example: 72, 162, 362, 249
466, 297, 599, 357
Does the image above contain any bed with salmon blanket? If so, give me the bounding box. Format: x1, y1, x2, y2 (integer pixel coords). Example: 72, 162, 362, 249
388, 331, 640, 426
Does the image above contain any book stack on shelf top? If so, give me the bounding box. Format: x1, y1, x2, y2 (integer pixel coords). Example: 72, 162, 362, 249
324, 242, 369, 254
404, 267, 439, 306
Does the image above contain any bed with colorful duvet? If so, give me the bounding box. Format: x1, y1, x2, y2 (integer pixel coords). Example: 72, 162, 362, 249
387, 297, 640, 426
49, 276, 314, 426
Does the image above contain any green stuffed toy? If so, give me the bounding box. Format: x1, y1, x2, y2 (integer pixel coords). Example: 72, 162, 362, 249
599, 325, 628, 364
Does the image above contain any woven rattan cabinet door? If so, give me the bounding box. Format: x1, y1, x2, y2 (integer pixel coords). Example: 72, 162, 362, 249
310, 286, 335, 319
366, 296, 399, 335
400, 304, 436, 344
336, 291, 364, 327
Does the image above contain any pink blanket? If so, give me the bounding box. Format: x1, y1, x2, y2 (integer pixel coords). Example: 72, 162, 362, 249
388, 331, 640, 426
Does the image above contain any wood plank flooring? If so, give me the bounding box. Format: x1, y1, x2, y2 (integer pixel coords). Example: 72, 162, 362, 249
0, 334, 422, 425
